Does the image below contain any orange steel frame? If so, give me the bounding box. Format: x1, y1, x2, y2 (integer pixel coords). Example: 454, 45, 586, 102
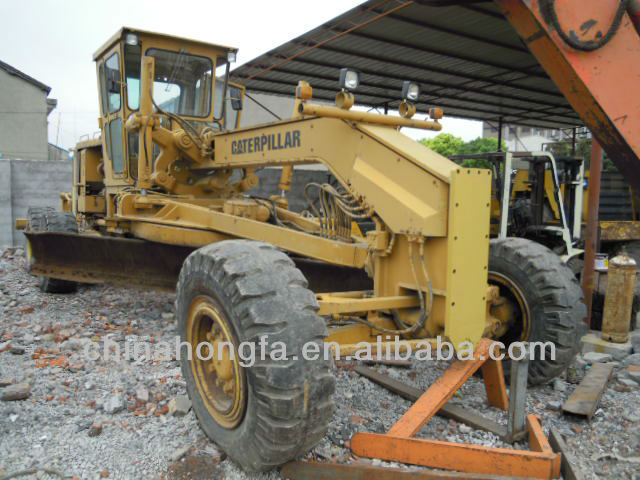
494, 0, 640, 192
350, 339, 561, 479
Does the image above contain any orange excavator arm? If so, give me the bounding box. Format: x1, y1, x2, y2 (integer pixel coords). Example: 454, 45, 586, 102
495, 0, 640, 190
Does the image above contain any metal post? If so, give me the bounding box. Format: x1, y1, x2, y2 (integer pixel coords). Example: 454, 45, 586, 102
507, 343, 529, 443
499, 152, 512, 238
582, 138, 603, 327
571, 127, 577, 156
573, 160, 585, 240
497, 117, 503, 151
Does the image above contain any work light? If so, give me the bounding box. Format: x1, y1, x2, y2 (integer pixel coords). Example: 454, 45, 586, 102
227, 50, 237, 63
339, 68, 360, 91
125, 33, 139, 46
402, 81, 420, 101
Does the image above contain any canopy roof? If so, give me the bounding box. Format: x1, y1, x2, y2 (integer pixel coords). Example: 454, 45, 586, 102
231, 0, 582, 130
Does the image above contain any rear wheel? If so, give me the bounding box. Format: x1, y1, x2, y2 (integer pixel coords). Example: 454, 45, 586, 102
176, 240, 334, 471
489, 237, 586, 385
25, 207, 78, 293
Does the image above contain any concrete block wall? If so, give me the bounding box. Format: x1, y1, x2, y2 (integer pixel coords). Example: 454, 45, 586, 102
0, 158, 72, 247
0, 161, 331, 247
250, 168, 332, 213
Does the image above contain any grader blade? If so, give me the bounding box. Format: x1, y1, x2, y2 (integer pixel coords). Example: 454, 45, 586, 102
25, 231, 193, 290
25, 232, 372, 293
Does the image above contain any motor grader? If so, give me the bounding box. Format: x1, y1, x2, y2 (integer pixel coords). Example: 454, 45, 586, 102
17, 28, 585, 471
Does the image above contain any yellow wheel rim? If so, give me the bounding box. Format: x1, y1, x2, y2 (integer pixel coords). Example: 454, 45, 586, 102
488, 272, 531, 341
187, 295, 246, 429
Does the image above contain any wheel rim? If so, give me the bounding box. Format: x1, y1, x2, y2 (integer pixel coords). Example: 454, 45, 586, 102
488, 272, 531, 342
187, 295, 246, 429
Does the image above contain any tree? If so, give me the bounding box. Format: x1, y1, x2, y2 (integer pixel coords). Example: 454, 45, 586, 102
420, 133, 464, 157
420, 134, 507, 169
459, 137, 507, 169
547, 137, 617, 172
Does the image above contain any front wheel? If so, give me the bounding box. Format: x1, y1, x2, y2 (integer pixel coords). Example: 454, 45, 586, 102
176, 240, 334, 471
489, 237, 586, 385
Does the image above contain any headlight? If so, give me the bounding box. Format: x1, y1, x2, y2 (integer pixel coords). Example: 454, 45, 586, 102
402, 81, 420, 101
227, 50, 237, 63
125, 33, 139, 46
339, 68, 360, 91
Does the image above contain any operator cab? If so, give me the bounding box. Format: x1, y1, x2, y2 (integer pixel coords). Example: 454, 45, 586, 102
92, 27, 244, 186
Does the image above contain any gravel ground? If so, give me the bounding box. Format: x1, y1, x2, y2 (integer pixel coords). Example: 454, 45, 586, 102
1, 246, 640, 479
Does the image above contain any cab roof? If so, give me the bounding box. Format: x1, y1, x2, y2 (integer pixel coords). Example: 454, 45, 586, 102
93, 27, 237, 61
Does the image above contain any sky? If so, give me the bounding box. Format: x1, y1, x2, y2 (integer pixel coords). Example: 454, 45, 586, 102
0, 0, 481, 150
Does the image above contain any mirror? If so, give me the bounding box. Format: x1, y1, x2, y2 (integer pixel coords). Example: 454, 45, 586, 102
230, 86, 243, 111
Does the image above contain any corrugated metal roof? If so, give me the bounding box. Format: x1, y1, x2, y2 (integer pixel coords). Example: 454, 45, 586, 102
230, 0, 582, 129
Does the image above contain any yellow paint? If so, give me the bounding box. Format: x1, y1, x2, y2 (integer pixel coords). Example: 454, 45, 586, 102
445, 168, 492, 350
187, 296, 246, 429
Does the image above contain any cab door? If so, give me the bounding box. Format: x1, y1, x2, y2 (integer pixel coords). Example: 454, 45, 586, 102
97, 45, 130, 187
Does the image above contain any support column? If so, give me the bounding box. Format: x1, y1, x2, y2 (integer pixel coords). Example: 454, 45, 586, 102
582, 138, 603, 327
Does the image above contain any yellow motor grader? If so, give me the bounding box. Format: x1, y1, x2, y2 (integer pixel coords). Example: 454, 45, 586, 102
17, 28, 585, 471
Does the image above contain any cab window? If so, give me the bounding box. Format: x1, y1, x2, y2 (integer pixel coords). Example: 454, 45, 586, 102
99, 64, 108, 115
146, 48, 212, 117
101, 53, 122, 114
125, 43, 141, 110
109, 118, 124, 174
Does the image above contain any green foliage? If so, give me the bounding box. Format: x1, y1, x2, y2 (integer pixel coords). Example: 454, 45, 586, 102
423, 133, 619, 173
547, 138, 617, 172
460, 137, 506, 155
460, 158, 492, 169
419, 133, 464, 157
419, 134, 507, 169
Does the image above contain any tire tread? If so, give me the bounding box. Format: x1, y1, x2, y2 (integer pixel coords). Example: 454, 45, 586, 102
490, 237, 586, 385
176, 240, 334, 471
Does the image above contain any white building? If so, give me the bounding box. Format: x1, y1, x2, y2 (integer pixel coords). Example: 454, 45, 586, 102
0, 60, 57, 161
482, 122, 567, 152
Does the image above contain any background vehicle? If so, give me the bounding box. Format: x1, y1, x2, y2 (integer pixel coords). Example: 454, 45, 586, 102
462, 149, 640, 269
449, 151, 583, 263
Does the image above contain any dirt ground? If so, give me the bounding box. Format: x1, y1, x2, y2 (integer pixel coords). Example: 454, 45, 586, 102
1, 246, 640, 479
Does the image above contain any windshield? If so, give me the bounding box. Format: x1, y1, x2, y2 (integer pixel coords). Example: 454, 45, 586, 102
125, 46, 213, 117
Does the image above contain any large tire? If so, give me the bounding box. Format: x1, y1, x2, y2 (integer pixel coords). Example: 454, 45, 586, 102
176, 240, 334, 471
489, 237, 586, 385
25, 207, 78, 293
